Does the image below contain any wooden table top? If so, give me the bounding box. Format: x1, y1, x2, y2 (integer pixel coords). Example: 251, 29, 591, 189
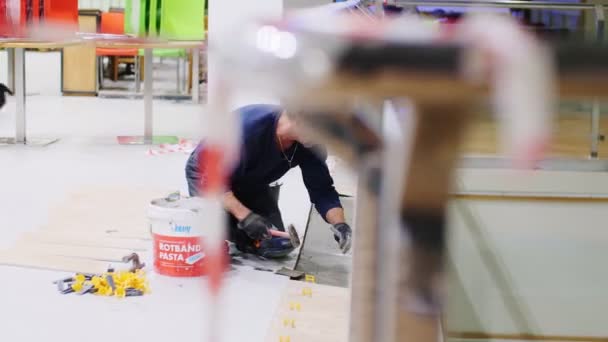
0, 35, 204, 49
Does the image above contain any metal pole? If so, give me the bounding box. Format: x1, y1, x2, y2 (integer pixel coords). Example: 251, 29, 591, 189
590, 5, 604, 158
348, 156, 380, 342
192, 47, 200, 103
15, 48, 26, 144
591, 99, 601, 158
7, 48, 15, 92
596, 4, 606, 43
375, 101, 412, 342
143, 48, 153, 144
135, 56, 141, 93
176, 58, 182, 94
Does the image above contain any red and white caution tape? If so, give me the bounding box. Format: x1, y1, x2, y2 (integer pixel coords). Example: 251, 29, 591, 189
145, 138, 197, 156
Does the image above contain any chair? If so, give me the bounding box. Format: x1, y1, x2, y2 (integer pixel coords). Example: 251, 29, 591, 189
96, 12, 142, 87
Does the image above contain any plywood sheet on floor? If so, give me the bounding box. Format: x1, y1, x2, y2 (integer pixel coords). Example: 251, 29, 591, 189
43, 185, 169, 237
0, 186, 169, 272
266, 280, 350, 342
12, 241, 139, 262
0, 251, 110, 274
461, 112, 604, 158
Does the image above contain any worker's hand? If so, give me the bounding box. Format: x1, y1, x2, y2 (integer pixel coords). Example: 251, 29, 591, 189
331, 223, 352, 254
237, 212, 273, 240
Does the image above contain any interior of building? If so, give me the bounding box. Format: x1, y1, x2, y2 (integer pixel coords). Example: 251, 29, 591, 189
1, 1, 607, 341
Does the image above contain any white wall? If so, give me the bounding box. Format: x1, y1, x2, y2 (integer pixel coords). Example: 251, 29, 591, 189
207, 0, 283, 109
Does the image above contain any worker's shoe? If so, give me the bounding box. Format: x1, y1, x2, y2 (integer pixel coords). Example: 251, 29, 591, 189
239, 236, 295, 259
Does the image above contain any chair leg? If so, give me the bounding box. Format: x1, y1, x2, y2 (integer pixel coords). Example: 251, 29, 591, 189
98, 56, 105, 90
139, 56, 145, 81
135, 56, 141, 93
111, 56, 119, 82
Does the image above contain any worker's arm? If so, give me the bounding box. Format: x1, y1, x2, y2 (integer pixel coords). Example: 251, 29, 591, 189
326, 207, 352, 253
299, 147, 352, 253
325, 207, 346, 225
222, 191, 250, 220
187, 143, 270, 240
223, 191, 272, 240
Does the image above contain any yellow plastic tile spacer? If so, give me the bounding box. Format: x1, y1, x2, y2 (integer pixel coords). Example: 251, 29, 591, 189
74, 274, 85, 283
71, 282, 83, 292
301, 287, 312, 297
90, 276, 103, 289
279, 336, 291, 342
282, 318, 295, 328
304, 274, 316, 283
98, 285, 112, 296
141, 281, 151, 294
289, 302, 301, 311
115, 286, 126, 298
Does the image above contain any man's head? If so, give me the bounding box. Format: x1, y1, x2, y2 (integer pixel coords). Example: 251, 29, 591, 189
278, 110, 316, 147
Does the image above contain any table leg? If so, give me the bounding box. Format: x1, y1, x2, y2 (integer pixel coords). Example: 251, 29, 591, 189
0, 48, 58, 147
144, 48, 153, 144
192, 47, 200, 103
116, 48, 178, 145
7, 48, 15, 92
176, 57, 182, 94
135, 56, 142, 93
15, 48, 26, 144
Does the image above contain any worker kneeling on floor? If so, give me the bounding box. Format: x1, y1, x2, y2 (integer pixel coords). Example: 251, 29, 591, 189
185, 104, 352, 258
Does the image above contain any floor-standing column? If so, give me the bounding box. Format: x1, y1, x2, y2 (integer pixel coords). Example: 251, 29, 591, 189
15, 48, 26, 144
348, 157, 380, 342
396, 102, 471, 342
7, 48, 15, 92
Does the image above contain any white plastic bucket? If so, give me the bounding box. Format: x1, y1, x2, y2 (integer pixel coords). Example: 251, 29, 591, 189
148, 195, 217, 277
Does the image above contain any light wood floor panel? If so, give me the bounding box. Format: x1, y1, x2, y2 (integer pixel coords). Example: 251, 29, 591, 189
266, 281, 350, 342
461, 113, 605, 158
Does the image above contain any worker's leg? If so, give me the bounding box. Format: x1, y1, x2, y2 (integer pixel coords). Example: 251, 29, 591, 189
184, 147, 201, 196
231, 185, 285, 236
258, 184, 285, 231
231, 186, 292, 257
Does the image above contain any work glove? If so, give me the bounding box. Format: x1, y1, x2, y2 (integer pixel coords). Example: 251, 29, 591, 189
238, 212, 272, 240
331, 223, 352, 254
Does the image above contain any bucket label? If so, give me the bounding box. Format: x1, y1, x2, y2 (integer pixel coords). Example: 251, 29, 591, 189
172, 224, 192, 234
153, 234, 205, 276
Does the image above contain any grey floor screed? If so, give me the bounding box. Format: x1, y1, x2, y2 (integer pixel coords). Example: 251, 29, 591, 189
295, 196, 354, 288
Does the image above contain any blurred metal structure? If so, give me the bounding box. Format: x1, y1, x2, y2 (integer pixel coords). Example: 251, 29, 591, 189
212, 7, 608, 342
397, 0, 607, 159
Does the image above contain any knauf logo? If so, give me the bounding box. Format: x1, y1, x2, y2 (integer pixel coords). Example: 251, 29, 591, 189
172, 225, 192, 233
